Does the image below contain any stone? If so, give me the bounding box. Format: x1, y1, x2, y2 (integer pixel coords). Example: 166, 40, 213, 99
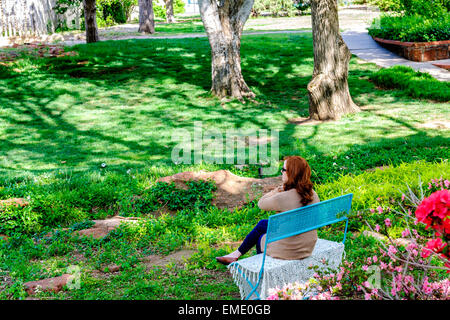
74, 216, 139, 239
157, 170, 282, 210
102, 264, 121, 273
23, 274, 72, 295
393, 238, 413, 248
362, 230, 388, 242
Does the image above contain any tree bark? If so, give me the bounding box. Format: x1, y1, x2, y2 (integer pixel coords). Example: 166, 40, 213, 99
138, 0, 155, 33
165, 0, 175, 23
198, 0, 255, 100
307, 0, 359, 120
83, 0, 99, 43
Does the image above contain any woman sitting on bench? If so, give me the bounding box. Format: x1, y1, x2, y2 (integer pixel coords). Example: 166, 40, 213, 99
216, 155, 320, 265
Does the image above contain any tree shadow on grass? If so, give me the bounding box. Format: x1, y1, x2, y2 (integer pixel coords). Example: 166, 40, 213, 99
0, 33, 448, 180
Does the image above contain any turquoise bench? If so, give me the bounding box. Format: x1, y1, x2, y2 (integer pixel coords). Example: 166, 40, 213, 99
228, 193, 353, 300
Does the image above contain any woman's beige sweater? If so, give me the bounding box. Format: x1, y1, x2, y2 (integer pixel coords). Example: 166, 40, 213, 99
258, 186, 320, 260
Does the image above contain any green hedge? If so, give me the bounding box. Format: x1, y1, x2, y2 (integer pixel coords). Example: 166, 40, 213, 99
369, 65, 450, 102
368, 14, 450, 42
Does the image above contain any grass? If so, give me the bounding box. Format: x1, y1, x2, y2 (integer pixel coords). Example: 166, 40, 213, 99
370, 65, 450, 102
0, 161, 447, 299
0, 32, 449, 300
0, 33, 448, 180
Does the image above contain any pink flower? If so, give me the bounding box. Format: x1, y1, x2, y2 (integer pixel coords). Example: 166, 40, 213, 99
401, 229, 410, 237
375, 224, 380, 232
362, 265, 369, 271
388, 245, 397, 256
372, 256, 378, 263
384, 218, 392, 227
445, 180, 450, 188
401, 194, 406, 201
377, 206, 383, 214
370, 208, 375, 213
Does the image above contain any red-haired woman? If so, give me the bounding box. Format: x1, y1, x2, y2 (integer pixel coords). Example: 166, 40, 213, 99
216, 156, 320, 265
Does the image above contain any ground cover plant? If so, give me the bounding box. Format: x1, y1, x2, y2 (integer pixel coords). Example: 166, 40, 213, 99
0, 31, 449, 299
369, 66, 450, 102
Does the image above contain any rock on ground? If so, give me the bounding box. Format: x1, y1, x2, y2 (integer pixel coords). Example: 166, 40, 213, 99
157, 169, 282, 210
74, 216, 140, 239
23, 274, 72, 295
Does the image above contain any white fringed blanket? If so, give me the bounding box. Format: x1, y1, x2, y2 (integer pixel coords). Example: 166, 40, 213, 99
227, 238, 345, 299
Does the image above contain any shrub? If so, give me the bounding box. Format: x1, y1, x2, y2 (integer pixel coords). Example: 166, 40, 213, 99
153, 0, 186, 19
368, 14, 450, 42
97, 0, 137, 24
268, 182, 450, 300
400, 0, 448, 18
252, 0, 299, 17
0, 205, 41, 235
293, 0, 311, 12
370, 0, 448, 15
369, 65, 450, 102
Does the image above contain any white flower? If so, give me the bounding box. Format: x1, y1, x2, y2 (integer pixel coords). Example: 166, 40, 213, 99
101, 163, 107, 168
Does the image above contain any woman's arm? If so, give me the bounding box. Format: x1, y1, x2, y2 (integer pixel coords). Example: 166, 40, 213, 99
258, 186, 284, 212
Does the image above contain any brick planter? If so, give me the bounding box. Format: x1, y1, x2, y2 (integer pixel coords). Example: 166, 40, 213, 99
372, 37, 450, 62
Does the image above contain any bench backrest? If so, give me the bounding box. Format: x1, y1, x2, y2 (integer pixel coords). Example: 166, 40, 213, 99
265, 193, 353, 245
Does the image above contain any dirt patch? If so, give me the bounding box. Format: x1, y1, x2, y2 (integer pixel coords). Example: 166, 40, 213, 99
140, 249, 196, 270
417, 120, 450, 130
0, 197, 29, 208
157, 169, 282, 210
74, 216, 140, 239
287, 117, 333, 126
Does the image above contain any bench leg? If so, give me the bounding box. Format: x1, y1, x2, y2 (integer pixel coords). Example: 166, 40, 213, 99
229, 262, 263, 300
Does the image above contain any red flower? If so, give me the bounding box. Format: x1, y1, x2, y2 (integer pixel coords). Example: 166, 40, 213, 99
415, 190, 450, 230
422, 238, 448, 258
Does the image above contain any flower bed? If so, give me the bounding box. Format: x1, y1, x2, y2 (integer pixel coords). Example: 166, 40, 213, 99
368, 14, 450, 62
268, 178, 450, 300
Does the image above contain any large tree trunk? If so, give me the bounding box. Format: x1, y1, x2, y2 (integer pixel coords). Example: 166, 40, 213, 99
165, 0, 175, 23
198, 0, 255, 100
138, 0, 155, 33
307, 0, 359, 120
83, 0, 99, 43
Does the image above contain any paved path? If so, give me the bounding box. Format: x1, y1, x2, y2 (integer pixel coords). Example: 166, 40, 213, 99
341, 30, 449, 82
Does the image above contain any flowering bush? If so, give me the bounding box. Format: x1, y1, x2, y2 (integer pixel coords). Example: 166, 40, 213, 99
267, 177, 450, 300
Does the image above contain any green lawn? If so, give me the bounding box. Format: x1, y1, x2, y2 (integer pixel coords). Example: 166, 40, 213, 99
0, 33, 448, 181
0, 32, 449, 300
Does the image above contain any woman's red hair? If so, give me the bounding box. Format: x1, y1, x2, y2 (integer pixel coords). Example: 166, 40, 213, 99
283, 156, 314, 206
